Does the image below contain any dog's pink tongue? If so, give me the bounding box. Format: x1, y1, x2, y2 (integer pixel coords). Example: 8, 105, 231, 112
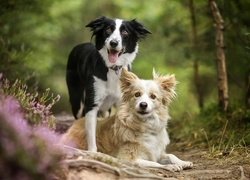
108, 50, 119, 63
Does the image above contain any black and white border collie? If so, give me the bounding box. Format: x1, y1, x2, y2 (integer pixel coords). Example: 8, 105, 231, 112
66, 16, 151, 152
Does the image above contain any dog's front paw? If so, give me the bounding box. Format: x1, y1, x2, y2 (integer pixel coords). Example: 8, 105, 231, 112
162, 161, 193, 172
180, 161, 193, 169
162, 164, 183, 172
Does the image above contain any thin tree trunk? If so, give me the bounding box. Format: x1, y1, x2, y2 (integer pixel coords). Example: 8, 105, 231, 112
209, 0, 229, 111
246, 69, 250, 108
189, 0, 204, 109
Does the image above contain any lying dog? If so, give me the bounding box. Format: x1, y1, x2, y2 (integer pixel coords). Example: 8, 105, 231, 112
62, 69, 193, 171
66, 16, 151, 152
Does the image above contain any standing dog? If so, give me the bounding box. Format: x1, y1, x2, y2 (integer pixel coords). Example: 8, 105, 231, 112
61, 69, 193, 171
66, 16, 151, 151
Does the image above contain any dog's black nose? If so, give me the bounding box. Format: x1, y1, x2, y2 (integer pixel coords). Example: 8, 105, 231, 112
140, 102, 148, 110
110, 40, 118, 48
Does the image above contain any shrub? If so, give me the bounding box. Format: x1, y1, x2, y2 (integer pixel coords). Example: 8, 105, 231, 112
0, 73, 60, 128
0, 74, 63, 179
0, 96, 62, 180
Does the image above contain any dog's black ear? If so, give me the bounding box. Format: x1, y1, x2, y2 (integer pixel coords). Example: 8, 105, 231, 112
129, 19, 151, 39
85, 16, 108, 37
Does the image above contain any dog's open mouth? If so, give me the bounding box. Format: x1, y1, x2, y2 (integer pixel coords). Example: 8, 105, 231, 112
107, 49, 123, 63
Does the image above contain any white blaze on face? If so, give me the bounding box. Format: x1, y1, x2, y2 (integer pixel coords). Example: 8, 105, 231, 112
134, 80, 159, 115
106, 19, 123, 63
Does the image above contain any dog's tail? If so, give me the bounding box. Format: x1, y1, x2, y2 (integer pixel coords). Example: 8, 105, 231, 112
66, 69, 84, 119
66, 46, 85, 119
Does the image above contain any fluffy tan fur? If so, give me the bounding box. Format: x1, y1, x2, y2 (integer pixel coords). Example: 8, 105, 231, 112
60, 69, 193, 171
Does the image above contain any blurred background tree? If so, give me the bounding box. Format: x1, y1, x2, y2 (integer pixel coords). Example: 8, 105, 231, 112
1, 0, 249, 150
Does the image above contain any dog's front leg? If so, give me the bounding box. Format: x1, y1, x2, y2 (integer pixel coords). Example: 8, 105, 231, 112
158, 153, 193, 169
117, 144, 183, 172
134, 159, 183, 172
85, 107, 98, 152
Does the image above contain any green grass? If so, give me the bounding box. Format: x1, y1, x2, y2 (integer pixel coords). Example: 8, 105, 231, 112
169, 103, 250, 162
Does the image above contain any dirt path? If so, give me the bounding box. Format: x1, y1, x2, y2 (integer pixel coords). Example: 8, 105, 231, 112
55, 114, 250, 180
168, 149, 249, 179
59, 148, 249, 179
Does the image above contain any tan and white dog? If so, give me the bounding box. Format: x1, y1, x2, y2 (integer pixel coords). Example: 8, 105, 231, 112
61, 69, 193, 171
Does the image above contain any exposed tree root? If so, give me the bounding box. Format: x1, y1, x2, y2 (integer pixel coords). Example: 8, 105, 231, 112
61, 145, 175, 180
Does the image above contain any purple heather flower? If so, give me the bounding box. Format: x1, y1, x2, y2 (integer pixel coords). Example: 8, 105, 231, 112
0, 95, 61, 179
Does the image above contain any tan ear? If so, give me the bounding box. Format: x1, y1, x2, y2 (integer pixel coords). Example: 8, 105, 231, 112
153, 69, 176, 91
153, 70, 177, 104
120, 68, 138, 91
161, 74, 177, 105
160, 74, 176, 92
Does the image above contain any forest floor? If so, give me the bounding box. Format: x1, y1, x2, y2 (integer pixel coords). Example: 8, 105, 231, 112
55, 114, 250, 180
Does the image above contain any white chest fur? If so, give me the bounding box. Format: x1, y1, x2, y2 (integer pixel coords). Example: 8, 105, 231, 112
139, 117, 170, 162
93, 69, 122, 112
141, 129, 169, 161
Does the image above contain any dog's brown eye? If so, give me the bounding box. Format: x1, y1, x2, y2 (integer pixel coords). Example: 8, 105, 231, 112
106, 27, 112, 34
135, 92, 141, 97
122, 30, 128, 36
150, 94, 156, 99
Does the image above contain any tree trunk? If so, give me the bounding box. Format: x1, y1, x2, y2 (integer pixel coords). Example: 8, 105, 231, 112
209, 0, 229, 111
189, 0, 204, 109
246, 69, 250, 108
